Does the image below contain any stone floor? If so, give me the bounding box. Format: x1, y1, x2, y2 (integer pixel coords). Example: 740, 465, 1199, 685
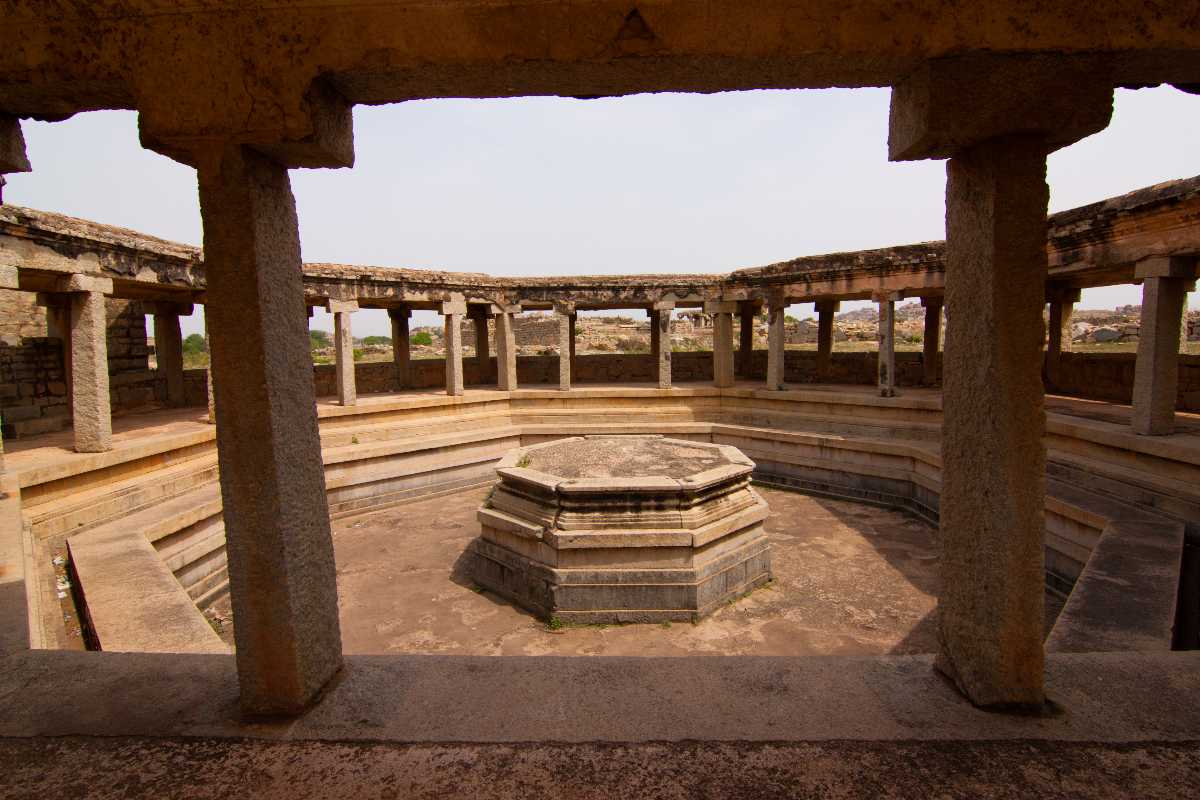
305, 485, 947, 656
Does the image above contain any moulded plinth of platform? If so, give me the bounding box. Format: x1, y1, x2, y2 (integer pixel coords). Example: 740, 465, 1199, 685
471, 435, 773, 623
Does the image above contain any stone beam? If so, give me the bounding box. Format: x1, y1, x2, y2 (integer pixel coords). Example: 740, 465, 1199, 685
195, 144, 343, 716
888, 57, 1113, 161
0, 115, 31, 201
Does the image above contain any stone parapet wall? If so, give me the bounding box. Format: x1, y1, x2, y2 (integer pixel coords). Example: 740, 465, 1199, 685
0, 299, 157, 436
0, 337, 68, 436
1049, 352, 1200, 411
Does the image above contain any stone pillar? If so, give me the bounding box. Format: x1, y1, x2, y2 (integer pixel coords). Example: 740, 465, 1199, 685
875, 292, 900, 398
1044, 288, 1080, 392
469, 307, 491, 369
935, 137, 1053, 707
920, 296, 943, 387
556, 303, 574, 391
569, 312, 578, 367
652, 301, 674, 389
148, 303, 190, 407
815, 300, 839, 381
66, 276, 114, 453
443, 301, 465, 397
737, 302, 757, 378
326, 299, 358, 406
388, 306, 411, 391
38, 295, 73, 411
203, 309, 215, 424
706, 301, 736, 388
889, 58, 1111, 709
195, 145, 342, 716
766, 303, 786, 391
495, 305, 519, 391
1132, 257, 1197, 435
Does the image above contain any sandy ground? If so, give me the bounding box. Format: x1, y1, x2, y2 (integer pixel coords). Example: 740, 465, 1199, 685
209, 485, 1065, 655
327, 485, 945, 656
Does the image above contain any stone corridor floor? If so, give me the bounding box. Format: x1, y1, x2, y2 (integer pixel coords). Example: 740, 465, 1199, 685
330, 485, 946, 657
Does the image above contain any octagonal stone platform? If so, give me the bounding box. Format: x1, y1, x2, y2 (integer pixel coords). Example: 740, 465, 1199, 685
471, 435, 773, 623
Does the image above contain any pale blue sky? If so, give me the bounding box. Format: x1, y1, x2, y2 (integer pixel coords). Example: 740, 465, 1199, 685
6, 86, 1198, 337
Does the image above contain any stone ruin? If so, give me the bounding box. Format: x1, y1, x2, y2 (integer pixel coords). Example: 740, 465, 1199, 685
472, 435, 772, 623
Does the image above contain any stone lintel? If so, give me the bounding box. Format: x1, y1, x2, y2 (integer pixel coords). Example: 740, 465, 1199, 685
142, 301, 196, 316
703, 300, 737, 314
34, 292, 70, 308
888, 56, 1114, 161
919, 294, 944, 307
1045, 287, 1081, 304
441, 301, 468, 316
872, 290, 903, 303
495, 303, 522, 314
325, 299, 359, 314
140, 80, 354, 171
553, 301, 576, 315
1135, 255, 1199, 280
651, 300, 676, 311
0, 115, 31, 174
467, 303, 500, 318
387, 306, 412, 319
815, 300, 841, 313
62, 274, 113, 294
0, 264, 17, 290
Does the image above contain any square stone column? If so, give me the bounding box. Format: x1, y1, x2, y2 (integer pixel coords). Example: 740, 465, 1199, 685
1132, 257, 1197, 435
195, 145, 342, 716
495, 305, 519, 391
66, 276, 114, 453
442, 301, 466, 396
766, 303, 786, 391
569, 312, 577, 364
201, 308, 216, 423
651, 301, 674, 389
555, 303, 574, 391
939, 135, 1051, 708
468, 307, 491, 369
147, 302, 190, 407
921, 296, 943, 387
815, 300, 839, 381
388, 306, 411, 391
1044, 288, 1080, 392
875, 292, 900, 398
326, 299, 358, 406
737, 302, 757, 378
706, 301, 736, 388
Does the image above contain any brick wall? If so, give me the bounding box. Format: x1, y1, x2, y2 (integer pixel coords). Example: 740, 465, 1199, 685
0, 288, 46, 342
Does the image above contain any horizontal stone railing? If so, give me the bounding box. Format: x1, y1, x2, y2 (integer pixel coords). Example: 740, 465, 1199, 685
13, 386, 1194, 655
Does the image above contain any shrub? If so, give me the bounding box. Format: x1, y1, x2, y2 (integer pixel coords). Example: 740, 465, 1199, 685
410, 331, 433, 346
182, 333, 206, 354
361, 335, 391, 346
309, 329, 331, 349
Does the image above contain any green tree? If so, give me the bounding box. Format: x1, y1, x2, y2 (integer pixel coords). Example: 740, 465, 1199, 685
309, 329, 331, 350
182, 333, 206, 354
410, 331, 433, 346
361, 335, 391, 346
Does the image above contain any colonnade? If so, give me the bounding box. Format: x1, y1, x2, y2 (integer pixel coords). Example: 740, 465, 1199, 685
2, 68, 1197, 721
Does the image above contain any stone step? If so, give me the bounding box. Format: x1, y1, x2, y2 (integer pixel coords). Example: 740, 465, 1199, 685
25, 455, 220, 543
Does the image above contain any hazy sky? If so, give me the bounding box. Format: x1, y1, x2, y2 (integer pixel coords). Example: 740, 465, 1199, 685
6, 86, 1199, 338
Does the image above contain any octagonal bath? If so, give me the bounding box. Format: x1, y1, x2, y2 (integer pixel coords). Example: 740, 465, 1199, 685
471, 435, 773, 623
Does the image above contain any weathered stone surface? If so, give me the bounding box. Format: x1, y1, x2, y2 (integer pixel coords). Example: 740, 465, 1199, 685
472, 436, 771, 623
69, 290, 111, 453
197, 144, 342, 716
939, 135, 1048, 708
